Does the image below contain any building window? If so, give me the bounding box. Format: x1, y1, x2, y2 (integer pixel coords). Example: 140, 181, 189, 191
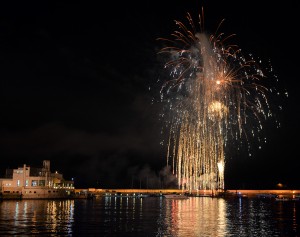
17, 180, 20, 187
26, 180, 29, 187
32, 180, 37, 186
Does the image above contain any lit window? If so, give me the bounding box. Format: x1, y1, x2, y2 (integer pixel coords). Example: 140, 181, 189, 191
17, 180, 20, 187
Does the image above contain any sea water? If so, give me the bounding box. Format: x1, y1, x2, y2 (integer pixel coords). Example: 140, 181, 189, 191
0, 196, 299, 236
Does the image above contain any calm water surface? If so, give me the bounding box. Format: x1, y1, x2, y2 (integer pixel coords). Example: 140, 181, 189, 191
0, 196, 299, 236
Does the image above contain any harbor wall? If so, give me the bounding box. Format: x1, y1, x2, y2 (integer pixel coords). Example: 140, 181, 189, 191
75, 189, 300, 197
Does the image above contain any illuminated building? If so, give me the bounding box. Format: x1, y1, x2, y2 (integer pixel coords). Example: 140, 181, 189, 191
0, 160, 74, 199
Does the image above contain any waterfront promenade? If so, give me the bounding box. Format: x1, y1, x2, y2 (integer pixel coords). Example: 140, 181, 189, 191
75, 188, 300, 198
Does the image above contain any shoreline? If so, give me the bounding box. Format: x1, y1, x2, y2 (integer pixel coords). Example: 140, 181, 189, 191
2, 189, 300, 201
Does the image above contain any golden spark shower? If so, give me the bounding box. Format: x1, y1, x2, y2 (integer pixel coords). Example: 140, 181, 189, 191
158, 9, 284, 192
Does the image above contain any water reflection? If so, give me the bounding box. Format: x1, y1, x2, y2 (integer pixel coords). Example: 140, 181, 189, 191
0, 197, 299, 236
0, 200, 74, 235
102, 196, 145, 234
293, 203, 297, 232
160, 197, 227, 236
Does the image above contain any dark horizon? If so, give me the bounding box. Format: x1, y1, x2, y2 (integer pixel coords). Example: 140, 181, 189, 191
0, 1, 299, 190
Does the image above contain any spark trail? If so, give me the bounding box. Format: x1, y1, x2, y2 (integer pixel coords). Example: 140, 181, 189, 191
158, 9, 282, 192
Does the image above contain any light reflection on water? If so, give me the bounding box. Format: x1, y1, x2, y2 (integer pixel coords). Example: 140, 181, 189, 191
0, 197, 299, 236
160, 198, 227, 236
0, 199, 74, 235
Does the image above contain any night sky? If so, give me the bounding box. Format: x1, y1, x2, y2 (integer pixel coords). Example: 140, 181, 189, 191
0, 1, 299, 189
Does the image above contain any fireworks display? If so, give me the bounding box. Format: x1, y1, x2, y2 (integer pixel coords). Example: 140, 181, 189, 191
158, 9, 283, 192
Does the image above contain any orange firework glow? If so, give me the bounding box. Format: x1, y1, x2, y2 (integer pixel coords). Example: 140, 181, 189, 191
157, 8, 283, 192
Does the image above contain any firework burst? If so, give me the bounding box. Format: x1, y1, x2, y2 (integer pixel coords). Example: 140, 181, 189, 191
157, 8, 283, 192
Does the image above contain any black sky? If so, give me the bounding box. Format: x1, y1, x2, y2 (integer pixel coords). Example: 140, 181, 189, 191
0, 1, 299, 189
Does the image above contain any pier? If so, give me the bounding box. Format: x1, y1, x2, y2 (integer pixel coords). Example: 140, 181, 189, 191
75, 189, 300, 198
